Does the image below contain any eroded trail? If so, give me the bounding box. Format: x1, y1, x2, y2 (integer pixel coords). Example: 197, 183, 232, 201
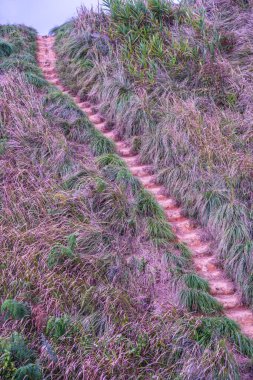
37, 35, 253, 338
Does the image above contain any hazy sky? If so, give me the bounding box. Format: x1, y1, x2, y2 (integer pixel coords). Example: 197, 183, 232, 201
0, 0, 99, 35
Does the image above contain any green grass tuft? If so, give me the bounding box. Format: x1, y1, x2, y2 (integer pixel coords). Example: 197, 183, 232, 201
147, 217, 175, 245
183, 273, 210, 292
180, 288, 223, 314
195, 316, 253, 358
96, 153, 127, 168
137, 189, 165, 219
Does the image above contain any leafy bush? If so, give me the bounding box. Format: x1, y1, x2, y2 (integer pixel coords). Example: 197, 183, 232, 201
0, 38, 13, 57
9, 333, 35, 366
1, 299, 30, 320
47, 233, 78, 268
46, 315, 71, 339
14, 363, 43, 380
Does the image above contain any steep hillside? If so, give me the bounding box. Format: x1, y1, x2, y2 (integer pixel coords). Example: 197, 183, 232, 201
1, 0, 253, 377
1, 23, 252, 379
52, 0, 253, 312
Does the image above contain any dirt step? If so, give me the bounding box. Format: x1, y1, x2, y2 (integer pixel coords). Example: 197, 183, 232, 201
177, 229, 202, 245
103, 130, 118, 140
124, 156, 139, 165
138, 175, 156, 187
95, 122, 108, 132
148, 185, 163, 196
166, 207, 182, 220
240, 325, 253, 339
78, 101, 91, 108
129, 165, 151, 176
194, 255, 220, 277
209, 278, 235, 295
225, 307, 253, 325
50, 78, 61, 85
89, 114, 104, 124
215, 294, 241, 309
115, 141, 127, 149
188, 241, 211, 256
78, 105, 93, 115
118, 147, 133, 157
157, 197, 176, 209
170, 217, 191, 230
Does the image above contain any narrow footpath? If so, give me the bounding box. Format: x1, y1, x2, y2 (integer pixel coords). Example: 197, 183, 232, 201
37, 35, 253, 339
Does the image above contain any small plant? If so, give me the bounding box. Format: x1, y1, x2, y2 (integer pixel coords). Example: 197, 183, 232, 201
9, 333, 35, 366
138, 257, 148, 273
0, 38, 13, 57
0, 345, 16, 379
47, 233, 78, 268
1, 299, 30, 320
14, 363, 43, 380
46, 315, 71, 339
0, 137, 7, 155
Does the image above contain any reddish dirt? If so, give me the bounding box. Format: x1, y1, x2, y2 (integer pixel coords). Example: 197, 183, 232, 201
37, 36, 253, 339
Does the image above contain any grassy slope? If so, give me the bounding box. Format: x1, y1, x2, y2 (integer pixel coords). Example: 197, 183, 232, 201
53, 0, 253, 310
0, 23, 252, 379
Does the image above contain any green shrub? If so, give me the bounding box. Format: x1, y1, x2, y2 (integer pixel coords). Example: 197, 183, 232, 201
47, 233, 77, 268
9, 333, 35, 366
14, 363, 43, 380
1, 299, 30, 320
46, 315, 71, 339
0, 345, 16, 379
0, 39, 13, 57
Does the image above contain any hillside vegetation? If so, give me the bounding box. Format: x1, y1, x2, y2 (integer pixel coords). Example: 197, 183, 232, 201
53, 0, 253, 310
0, 0, 253, 378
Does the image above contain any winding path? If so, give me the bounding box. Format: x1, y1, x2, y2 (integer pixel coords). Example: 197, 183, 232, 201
37, 35, 253, 339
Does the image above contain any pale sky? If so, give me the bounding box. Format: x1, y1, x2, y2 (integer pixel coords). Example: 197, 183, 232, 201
0, 0, 99, 35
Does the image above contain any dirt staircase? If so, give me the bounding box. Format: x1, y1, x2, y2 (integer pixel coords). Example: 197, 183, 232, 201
37, 35, 253, 340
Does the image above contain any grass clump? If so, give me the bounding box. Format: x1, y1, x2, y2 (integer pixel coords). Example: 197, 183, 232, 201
195, 316, 253, 358
180, 288, 223, 314
147, 217, 175, 245
1, 299, 30, 320
183, 273, 210, 292
137, 189, 164, 218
